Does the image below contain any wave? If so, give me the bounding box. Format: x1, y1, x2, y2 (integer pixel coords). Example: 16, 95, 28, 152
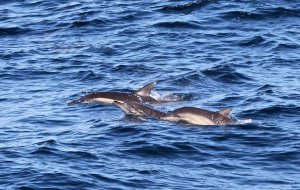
153, 21, 201, 29
111, 64, 155, 75
31, 146, 98, 160
1, 70, 60, 81
0, 27, 31, 36
88, 173, 152, 188
240, 105, 300, 120
159, 0, 216, 13
238, 36, 265, 47
106, 125, 143, 137
256, 84, 277, 95
202, 65, 252, 84
71, 19, 106, 28
271, 43, 300, 51
256, 105, 300, 116
121, 143, 193, 158
220, 7, 300, 21
35, 139, 57, 146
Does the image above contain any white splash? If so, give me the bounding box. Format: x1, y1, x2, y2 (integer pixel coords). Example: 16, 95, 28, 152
151, 91, 186, 102
236, 119, 253, 124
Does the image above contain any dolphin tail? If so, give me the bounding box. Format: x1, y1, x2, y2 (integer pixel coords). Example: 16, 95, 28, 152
135, 81, 157, 96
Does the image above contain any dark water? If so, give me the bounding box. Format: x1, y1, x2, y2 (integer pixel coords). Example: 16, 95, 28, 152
1, 0, 300, 189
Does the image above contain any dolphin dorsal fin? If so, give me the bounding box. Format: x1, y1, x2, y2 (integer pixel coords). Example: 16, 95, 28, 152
218, 108, 232, 117
135, 82, 156, 96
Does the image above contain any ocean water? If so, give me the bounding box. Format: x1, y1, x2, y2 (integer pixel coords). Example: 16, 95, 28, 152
1, 0, 300, 189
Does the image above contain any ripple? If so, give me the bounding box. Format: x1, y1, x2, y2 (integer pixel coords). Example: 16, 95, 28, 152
271, 43, 300, 51
220, 7, 300, 21
31, 146, 98, 160
71, 19, 107, 28
0, 98, 8, 102
221, 11, 264, 20
259, 151, 300, 162
239, 36, 265, 47
111, 64, 154, 75
202, 65, 252, 84
122, 144, 180, 158
0, 27, 32, 36
160, 0, 216, 13
89, 173, 122, 183
171, 141, 199, 152
35, 139, 57, 146
31, 147, 57, 155
153, 21, 201, 29
67, 150, 98, 160
261, 7, 300, 19
256, 84, 277, 95
88, 173, 148, 188
255, 105, 300, 116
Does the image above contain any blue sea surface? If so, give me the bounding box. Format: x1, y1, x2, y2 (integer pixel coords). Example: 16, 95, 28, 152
1, 0, 300, 189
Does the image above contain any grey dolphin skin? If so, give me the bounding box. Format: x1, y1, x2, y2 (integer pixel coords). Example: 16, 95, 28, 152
113, 100, 235, 126
162, 107, 235, 125
113, 101, 167, 119
68, 82, 160, 105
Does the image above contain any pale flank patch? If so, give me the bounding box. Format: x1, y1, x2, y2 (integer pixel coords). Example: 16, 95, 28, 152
178, 113, 215, 125
93, 98, 115, 104
161, 115, 181, 122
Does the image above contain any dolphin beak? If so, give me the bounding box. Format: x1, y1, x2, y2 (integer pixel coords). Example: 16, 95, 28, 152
67, 100, 80, 106
113, 100, 124, 106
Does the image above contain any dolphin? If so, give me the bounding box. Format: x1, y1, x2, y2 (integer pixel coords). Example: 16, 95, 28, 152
113, 100, 167, 119
68, 82, 161, 105
162, 107, 235, 125
113, 100, 235, 126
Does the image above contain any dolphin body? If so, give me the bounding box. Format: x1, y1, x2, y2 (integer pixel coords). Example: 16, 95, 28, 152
113, 100, 235, 126
68, 82, 161, 105
162, 107, 235, 125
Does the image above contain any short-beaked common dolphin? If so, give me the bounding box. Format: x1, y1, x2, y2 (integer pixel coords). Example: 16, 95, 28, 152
113, 100, 235, 126
113, 100, 167, 119
68, 82, 162, 105
162, 107, 235, 125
